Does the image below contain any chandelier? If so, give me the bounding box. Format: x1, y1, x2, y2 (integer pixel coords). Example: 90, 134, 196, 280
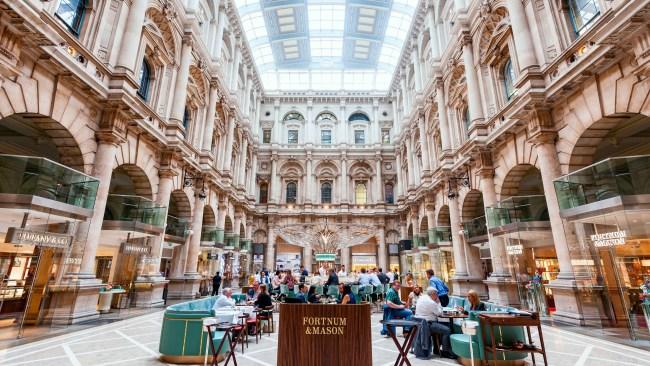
315, 218, 337, 254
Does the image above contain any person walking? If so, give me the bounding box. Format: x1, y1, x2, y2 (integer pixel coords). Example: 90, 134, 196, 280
426, 269, 449, 307
212, 272, 222, 296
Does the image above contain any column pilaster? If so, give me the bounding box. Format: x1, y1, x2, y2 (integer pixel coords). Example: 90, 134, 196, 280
201, 80, 220, 153
461, 35, 484, 125
115, 0, 148, 74
170, 37, 193, 125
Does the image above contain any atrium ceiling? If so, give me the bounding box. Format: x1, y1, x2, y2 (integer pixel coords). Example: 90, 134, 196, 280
235, 0, 418, 92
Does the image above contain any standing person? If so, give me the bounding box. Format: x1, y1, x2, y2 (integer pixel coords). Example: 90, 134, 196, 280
319, 264, 327, 277
212, 272, 222, 296
426, 269, 450, 307
325, 268, 339, 293
300, 265, 309, 283
338, 265, 347, 277
386, 269, 395, 283
377, 268, 389, 285
260, 271, 271, 285
393, 268, 400, 282
271, 270, 282, 292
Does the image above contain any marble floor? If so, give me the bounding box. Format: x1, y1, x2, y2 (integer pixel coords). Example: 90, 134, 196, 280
0, 311, 649, 366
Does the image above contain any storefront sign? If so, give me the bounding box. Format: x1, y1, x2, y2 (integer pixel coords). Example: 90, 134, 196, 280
303, 316, 347, 335
315, 253, 336, 261
5, 228, 73, 248
506, 244, 523, 255
119, 242, 151, 255
591, 230, 626, 247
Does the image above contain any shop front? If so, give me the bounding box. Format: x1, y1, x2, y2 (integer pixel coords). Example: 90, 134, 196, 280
0, 154, 98, 336
350, 242, 377, 272
554, 155, 650, 340
487, 195, 557, 315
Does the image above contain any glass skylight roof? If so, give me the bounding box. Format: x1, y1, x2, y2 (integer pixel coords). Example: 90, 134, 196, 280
235, 0, 418, 92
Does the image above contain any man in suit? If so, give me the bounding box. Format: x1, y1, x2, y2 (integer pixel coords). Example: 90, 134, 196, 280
212, 272, 222, 296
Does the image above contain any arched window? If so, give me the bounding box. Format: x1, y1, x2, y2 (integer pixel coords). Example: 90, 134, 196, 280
503, 59, 516, 101
259, 182, 268, 204
316, 112, 337, 123
568, 0, 600, 35
349, 112, 370, 122
182, 107, 191, 130
56, 0, 86, 36
137, 59, 151, 100
384, 183, 394, 204
321, 182, 332, 204
282, 112, 305, 122
355, 181, 367, 205
286, 182, 297, 204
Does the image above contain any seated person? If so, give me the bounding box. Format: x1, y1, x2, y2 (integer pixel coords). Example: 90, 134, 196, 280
296, 283, 309, 303
310, 274, 323, 286
369, 269, 382, 287
339, 284, 356, 305
307, 285, 320, 303
213, 288, 236, 310
406, 286, 422, 310
415, 287, 456, 359
335, 283, 345, 303
382, 280, 413, 335
247, 281, 260, 301
358, 268, 371, 286
254, 284, 273, 309
461, 289, 486, 314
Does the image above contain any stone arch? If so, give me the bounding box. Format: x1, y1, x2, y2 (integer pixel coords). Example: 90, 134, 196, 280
499, 164, 544, 198
203, 205, 216, 226
436, 205, 450, 227
144, 6, 179, 60
112, 136, 159, 195
109, 164, 153, 199
314, 160, 339, 179
419, 215, 429, 232
224, 215, 234, 233
348, 161, 374, 178
0, 73, 99, 173
169, 189, 192, 220
282, 111, 305, 123
348, 111, 370, 122
253, 229, 267, 243
446, 65, 466, 106
189, 65, 208, 106
279, 161, 304, 178
461, 190, 484, 221
555, 60, 650, 173
315, 111, 338, 123
477, 7, 510, 61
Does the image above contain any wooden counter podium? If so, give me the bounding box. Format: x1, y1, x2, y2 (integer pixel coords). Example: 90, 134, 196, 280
277, 303, 372, 366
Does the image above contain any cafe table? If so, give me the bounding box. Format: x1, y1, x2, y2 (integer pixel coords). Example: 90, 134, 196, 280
380, 319, 419, 366
437, 308, 468, 332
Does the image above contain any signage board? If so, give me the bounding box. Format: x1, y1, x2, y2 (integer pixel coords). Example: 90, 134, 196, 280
277, 304, 372, 366
314, 253, 336, 262
5, 228, 73, 249
506, 244, 523, 255
591, 230, 626, 247
119, 242, 151, 255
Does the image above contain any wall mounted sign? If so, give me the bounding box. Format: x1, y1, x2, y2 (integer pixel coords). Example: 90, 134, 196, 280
315, 253, 336, 261
119, 242, 151, 255
591, 230, 626, 247
506, 244, 523, 255
5, 228, 73, 249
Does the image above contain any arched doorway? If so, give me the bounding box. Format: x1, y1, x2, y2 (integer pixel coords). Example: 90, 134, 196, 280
434, 205, 454, 286
162, 190, 192, 278
198, 205, 218, 293
461, 190, 490, 280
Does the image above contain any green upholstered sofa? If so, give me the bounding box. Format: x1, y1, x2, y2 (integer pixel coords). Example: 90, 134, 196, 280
449, 296, 528, 363
159, 296, 230, 364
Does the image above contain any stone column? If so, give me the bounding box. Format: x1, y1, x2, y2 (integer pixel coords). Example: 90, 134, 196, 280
230, 39, 241, 91
395, 150, 403, 197
340, 246, 351, 270
266, 225, 276, 270
273, 100, 281, 144
80, 134, 121, 275
435, 79, 452, 153
270, 157, 280, 203
222, 115, 235, 173
170, 37, 193, 125
248, 153, 258, 197
374, 157, 383, 203
372, 100, 380, 144
213, 9, 226, 60
216, 200, 227, 244
305, 156, 313, 204
147, 171, 174, 275
306, 99, 314, 144
243, 68, 252, 114
405, 137, 416, 189
411, 44, 422, 92
184, 192, 205, 276
506, 0, 538, 71
340, 156, 348, 203
303, 246, 313, 271
339, 100, 347, 145
238, 138, 248, 188
115, 0, 148, 74
377, 228, 388, 270
461, 36, 484, 125
400, 68, 409, 113
448, 197, 467, 278
418, 116, 431, 174
427, 5, 440, 59
201, 80, 219, 152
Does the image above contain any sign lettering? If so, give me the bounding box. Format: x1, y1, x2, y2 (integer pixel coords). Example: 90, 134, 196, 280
591, 230, 626, 247
302, 316, 347, 335
120, 242, 151, 255
5, 228, 73, 248
506, 244, 523, 255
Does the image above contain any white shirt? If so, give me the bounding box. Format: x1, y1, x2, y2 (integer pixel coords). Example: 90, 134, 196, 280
213, 295, 236, 310
338, 270, 347, 277
319, 267, 326, 277
414, 295, 443, 322
310, 275, 322, 285
387, 271, 395, 282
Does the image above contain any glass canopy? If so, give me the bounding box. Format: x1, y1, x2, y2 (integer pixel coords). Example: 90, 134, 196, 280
235, 0, 419, 92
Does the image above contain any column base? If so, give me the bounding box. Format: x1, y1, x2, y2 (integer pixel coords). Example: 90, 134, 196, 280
451, 276, 488, 299
43, 274, 104, 325
484, 275, 521, 308
547, 277, 613, 326
133, 276, 169, 308
166, 276, 201, 300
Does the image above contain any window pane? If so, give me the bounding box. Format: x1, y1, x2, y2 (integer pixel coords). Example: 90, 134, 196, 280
354, 130, 365, 144
355, 182, 367, 204
381, 129, 390, 144
321, 182, 332, 203
137, 60, 150, 100
503, 59, 516, 101
286, 182, 297, 203
263, 129, 271, 143
288, 130, 299, 144
57, 0, 84, 35
321, 130, 332, 144
569, 0, 600, 35
384, 184, 394, 204
259, 183, 268, 204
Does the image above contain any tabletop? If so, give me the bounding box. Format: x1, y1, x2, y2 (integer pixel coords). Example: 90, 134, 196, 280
381, 319, 420, 327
